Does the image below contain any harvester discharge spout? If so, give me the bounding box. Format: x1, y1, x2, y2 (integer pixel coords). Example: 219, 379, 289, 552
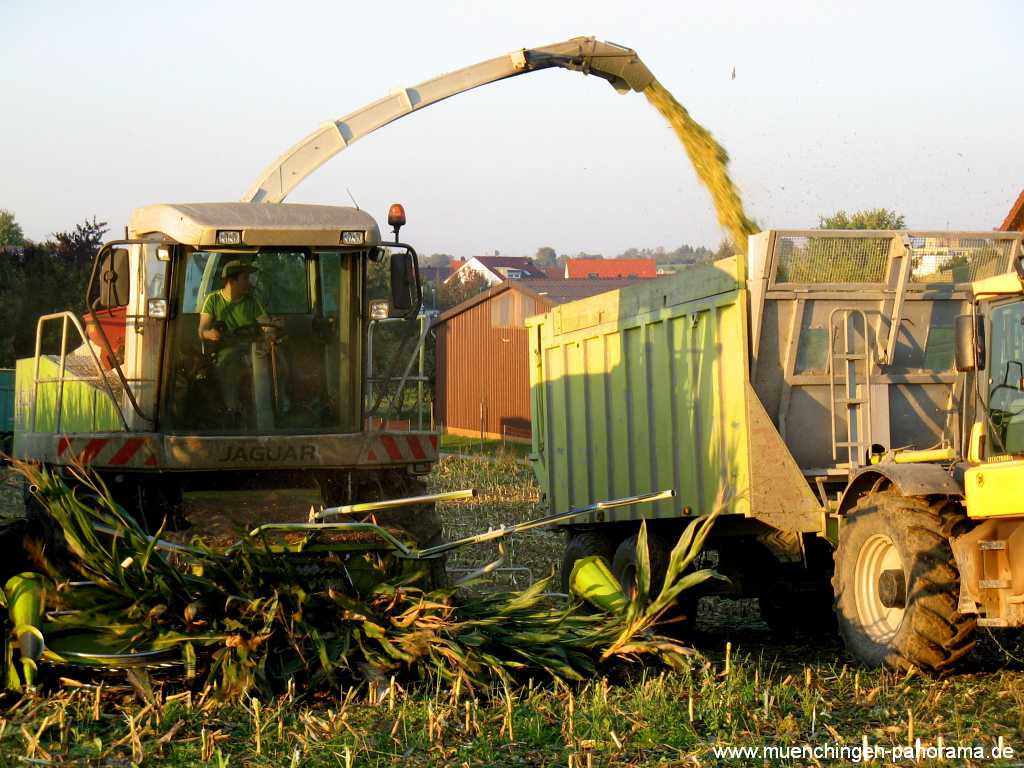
243, 36, 653, 204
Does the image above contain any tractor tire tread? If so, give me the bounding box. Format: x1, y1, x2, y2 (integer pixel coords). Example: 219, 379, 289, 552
833, 489, 975, 675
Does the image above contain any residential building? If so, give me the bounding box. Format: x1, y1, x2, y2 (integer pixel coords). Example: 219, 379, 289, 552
564, 258, 656, 279
1001, 189, 1024, 231
444, 256, 548, 286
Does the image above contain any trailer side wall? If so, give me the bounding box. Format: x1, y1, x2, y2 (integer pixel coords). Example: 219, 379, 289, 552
529, 257, 757, 524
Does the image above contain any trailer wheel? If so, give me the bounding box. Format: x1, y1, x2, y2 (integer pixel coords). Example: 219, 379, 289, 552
560, 530, 616, 594
759, 539, 837, 637
612, 531, 699, 630
833, 489, 975, 674
612, 532, 671, 600
760, 577, 837, 637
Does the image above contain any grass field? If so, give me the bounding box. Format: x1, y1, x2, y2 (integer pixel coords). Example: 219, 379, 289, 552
2, 459, 1024, 766
439, 434, 532, 462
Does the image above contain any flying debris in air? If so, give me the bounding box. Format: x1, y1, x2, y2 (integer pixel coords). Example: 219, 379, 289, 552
731, 66, 736, 80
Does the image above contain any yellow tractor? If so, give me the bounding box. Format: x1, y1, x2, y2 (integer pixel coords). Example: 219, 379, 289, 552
949, 261, 1024, 630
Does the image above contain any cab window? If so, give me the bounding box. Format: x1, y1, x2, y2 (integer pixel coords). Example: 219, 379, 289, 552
988, 301, 1024, 455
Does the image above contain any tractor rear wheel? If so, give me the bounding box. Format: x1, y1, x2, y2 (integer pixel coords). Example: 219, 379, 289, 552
560, 529, 617, 594
833, 489, 975, 674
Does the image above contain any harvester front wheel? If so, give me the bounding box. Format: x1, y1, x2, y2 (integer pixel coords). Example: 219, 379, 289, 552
833, 489, 975, 674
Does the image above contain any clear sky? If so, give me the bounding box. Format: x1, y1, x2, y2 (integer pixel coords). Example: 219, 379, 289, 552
1, 0, 1021, 258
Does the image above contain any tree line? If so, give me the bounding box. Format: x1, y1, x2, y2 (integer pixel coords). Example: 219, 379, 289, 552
0, 210, 107, 367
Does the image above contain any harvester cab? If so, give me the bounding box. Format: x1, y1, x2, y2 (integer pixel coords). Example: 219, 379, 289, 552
13, 202, 438, 525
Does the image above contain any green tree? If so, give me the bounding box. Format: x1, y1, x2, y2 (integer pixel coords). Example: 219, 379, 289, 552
423, 252, 452, 268
54, 217, 108, 268
819, 208, 906, 230
534, 246, 557, 268
0, 209, 24, 247
714, 238, 736, 260
0, 217, 106, 366
438, 271, 489, 312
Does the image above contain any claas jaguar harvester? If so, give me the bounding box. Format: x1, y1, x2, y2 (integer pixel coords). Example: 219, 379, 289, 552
12, 202, 446, 540
531, 230, 1024, 672
11, 37, 653, 555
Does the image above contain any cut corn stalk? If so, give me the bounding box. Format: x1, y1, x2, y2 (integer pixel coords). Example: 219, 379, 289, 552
3, 462, 721, 698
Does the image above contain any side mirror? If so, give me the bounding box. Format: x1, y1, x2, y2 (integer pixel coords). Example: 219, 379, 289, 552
955, 313, 986, 372
390, 252, 415, 314
88, 246, 131, 310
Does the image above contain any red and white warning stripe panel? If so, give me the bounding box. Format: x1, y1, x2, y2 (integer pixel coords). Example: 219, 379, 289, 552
55, 435, 159, 468
361, 433, 439, 464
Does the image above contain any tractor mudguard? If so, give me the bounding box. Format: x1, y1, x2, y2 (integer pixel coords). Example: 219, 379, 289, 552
838, 463, 963, 517
839, 462, 958, 518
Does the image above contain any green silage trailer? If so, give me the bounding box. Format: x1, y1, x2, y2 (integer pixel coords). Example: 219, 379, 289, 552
529, 228, 1024, 673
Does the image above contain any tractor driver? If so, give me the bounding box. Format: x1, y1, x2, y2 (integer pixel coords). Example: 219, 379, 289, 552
198, 260, 276, 424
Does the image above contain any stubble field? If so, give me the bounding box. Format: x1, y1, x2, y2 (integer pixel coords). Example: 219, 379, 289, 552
1, 457, 1023, 766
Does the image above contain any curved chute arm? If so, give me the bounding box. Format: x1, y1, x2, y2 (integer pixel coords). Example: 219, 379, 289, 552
243, 36, 653, 204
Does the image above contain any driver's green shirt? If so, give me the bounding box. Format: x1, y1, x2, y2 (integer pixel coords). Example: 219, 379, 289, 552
200, 290, 268, 332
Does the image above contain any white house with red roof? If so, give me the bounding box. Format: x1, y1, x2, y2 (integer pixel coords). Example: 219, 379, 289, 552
444, 256, 549, 285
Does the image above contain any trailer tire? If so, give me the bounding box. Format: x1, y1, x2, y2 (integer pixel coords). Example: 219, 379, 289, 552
760, 577, 837, 637
561, 530, 617, 594
833, 489, 975, 674
612, 532, 671, 600
759, 539, 837, 637
612, 531, 699, 631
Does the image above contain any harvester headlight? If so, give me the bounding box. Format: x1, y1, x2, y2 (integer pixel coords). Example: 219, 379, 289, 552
216, 230, 243, 246
147, 298, 168, 318
156, 246, 172, 261
369, 299, 390, 320
341, 230, 365, 245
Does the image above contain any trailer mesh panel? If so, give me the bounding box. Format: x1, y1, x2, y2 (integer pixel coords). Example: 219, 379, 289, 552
908, 235, 1014, 284
774, 235, 890, 284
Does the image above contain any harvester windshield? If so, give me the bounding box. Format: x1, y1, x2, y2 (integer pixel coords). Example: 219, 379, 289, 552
166, 247, 359, 434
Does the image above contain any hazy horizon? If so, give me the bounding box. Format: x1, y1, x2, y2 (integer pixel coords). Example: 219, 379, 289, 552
2, 1, 1021, 257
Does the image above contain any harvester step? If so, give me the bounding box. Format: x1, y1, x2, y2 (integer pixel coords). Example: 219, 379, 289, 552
979, 540, 1008, 551
834, 398, 866, 405
833, 354, 867, 361
979, 579, 1011, 589
834, 441, 870, 448
978, 618, 1009, 627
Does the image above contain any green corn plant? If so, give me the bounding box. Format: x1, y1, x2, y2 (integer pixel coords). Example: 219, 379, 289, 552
6, 461, 723, 699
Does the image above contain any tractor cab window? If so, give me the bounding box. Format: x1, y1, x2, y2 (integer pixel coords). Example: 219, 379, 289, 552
988, 300, 1024, 455
165, 249, 358, 435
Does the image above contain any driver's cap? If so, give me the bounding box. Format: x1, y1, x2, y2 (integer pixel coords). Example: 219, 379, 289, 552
221, 260, 258, 280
